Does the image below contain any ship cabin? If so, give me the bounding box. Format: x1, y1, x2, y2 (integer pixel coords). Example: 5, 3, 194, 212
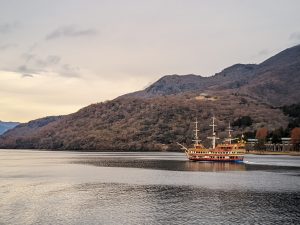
190, 143, 245, 153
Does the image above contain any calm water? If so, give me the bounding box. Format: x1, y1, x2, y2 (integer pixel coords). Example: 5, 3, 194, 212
0, 150, 300, 225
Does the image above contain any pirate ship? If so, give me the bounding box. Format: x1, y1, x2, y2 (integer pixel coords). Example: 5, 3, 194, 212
177, 117, 246, 162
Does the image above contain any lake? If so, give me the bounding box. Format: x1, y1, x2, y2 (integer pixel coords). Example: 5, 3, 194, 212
0, 150, 300, 224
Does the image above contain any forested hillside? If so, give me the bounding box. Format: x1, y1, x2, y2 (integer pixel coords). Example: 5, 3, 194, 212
0, 92, 288, 150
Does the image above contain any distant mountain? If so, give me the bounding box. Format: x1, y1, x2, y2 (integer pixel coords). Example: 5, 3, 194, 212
0, 121, 20, 135
0, 45, 299, 151
123, 45, 300, 106
1, 116, 60, 136
123, 63, 257, 99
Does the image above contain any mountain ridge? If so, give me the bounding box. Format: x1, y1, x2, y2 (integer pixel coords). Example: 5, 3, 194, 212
123, 45, 300, 106
0, 45, 299, 151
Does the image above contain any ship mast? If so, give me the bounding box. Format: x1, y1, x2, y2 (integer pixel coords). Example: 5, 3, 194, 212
207, 116, 219, 149
193, 118, 201, 146
227, 122, 233, 144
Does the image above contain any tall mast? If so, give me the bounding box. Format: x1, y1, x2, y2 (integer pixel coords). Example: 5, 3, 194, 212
224, 122, 236, 144
193, 118, 201, 146
227, 122, 233, 144
208, 116, 219, 149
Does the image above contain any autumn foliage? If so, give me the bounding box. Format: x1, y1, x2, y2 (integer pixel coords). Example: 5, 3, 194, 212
256, 127, 268, 140
0, 91, 290, 151
291, 127, 300, 150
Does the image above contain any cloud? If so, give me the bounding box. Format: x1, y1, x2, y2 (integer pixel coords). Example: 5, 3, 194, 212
17, 65, 40, 76
289, 32, 300, 41
21, 53, 36, 63
257, 49, 270, 56
60, 64, 81, 77
22, 74, 34, 78
0, 22, 19, 34
0, 43, 17, 50
45, 26, 97, 40
15, 55, 80, 78
35, 55, 61, 67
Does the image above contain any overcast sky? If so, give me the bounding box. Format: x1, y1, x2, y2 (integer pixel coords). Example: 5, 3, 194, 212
1, 0, 300, 122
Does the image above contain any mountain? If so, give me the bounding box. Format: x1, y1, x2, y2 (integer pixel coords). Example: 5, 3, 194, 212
0, 121, 20, 135
123, 45, 300, 106
0, 45, 299, 151
123, 63, 257, 99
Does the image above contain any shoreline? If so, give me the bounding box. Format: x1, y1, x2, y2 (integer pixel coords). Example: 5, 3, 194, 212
246, 150, 300, 156
1, 148, 300, 156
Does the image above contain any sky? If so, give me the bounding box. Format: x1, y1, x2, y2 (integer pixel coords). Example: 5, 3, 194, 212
0, 0, 300, 122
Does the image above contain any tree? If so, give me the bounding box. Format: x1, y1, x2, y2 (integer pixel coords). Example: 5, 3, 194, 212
291, 127, 300, 151
255, 127, 268, 150
244, 131, 256, 139
233, 116, 253, 127
269, 127, 285, 144
256, 127, 268, 139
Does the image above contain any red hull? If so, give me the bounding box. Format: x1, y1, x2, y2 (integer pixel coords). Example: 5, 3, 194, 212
188, 158, 244, 162
187, 155, 244, 162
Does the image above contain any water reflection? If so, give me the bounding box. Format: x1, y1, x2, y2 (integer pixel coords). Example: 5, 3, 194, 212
72, 157, 300, 172
3, 181, 298, 225
184, 161, 246, 171
1, 150, 300, 224
72, 157, 249, 172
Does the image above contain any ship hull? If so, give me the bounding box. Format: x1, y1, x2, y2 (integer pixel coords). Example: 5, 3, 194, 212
188, 158, 244, 162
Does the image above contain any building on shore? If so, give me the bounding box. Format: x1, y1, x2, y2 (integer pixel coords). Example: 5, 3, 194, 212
246, 138, 294, 152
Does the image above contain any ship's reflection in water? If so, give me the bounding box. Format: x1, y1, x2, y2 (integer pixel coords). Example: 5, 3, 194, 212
72, 152, 300, 172
74, 158, 247, 172
184, 161, 246, 171
72, 151, 300, 174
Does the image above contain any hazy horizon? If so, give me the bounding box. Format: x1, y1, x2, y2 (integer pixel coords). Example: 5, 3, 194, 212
1, 0, 300, 122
